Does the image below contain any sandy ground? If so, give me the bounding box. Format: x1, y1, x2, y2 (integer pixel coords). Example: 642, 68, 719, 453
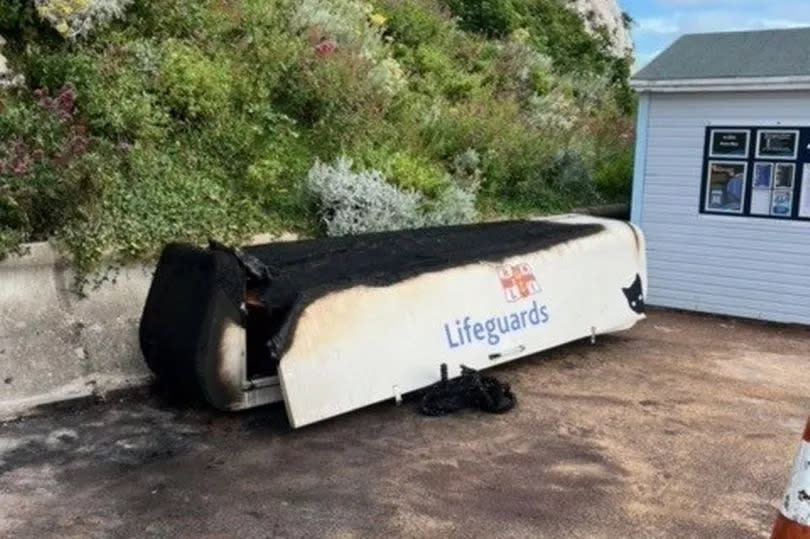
1, 308, 809, 538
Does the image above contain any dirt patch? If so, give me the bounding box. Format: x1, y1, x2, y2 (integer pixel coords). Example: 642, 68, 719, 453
2, 308, 809, 538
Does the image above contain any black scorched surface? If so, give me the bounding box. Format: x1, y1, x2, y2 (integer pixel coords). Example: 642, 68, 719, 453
246, 220, 603, 291
249, 220, 603, 358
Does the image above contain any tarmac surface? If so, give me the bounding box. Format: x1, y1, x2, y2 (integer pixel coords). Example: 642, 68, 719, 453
2, 309, 809, 538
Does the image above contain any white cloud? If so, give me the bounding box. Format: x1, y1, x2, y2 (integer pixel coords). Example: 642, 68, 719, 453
760, 19, 810, 29
656, 0, 780, 6
636, 9, 810, 38
677, 11, 810, 34
637, 16, 679, 35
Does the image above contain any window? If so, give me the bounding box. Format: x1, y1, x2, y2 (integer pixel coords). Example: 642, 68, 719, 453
700, 126, 810, 221
756, 130, 799, 160
709, 129, 749, 158
705, 161, 747, 213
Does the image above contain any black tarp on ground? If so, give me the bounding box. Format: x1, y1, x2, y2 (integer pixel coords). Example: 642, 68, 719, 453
140, 220, 604, 398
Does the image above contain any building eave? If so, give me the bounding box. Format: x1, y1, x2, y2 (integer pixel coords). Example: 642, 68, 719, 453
630, 75, 810, 93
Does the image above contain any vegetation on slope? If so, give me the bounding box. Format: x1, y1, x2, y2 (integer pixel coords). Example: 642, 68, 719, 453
0, 0, 635, 284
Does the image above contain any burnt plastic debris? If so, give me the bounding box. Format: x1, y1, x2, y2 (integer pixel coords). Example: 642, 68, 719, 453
419, 363, 516, 417
208, 239, 273, 286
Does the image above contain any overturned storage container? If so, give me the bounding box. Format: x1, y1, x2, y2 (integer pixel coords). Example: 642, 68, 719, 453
139, 214, 646, 428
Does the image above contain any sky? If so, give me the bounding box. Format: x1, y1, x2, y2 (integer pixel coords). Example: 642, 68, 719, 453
621, 0, 810, 71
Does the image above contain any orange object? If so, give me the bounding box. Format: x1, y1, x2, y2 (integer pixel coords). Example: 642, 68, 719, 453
771, 419, 810, 538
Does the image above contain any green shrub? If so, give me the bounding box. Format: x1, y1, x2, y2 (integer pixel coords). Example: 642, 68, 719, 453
304, 156, 477, 236
0, 0, 635, 284
305, 156, 425, 236
60, 144, 270, 277
35, 0, 134, 40
421, 97, 557, 201
492, 36, 553, 100
157, 40, 231, 121
83, 62, 167, 140
357, 146, 451, 198
291, 0, 384, 60
594, 147, 633, 202
441, 0, 632, 111
0, 1, 37, 36
0, 195, 30, 257
23, 48, 96, 92
126, 0, 217, 40
273, 48, 392, 147
0, 86, 100, 243
443, 0, 518, 38
381, 1, 447, 47
243, 131, 314, 220
523, 149, 601, 207
388, 152, 449, 197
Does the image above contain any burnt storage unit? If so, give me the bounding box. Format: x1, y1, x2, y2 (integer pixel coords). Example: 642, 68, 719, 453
140, 214, 647, 428
631, 27, 810, 324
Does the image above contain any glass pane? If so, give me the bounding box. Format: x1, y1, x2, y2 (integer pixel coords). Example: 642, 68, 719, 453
750, 190, 771, 215
771, 189, 793, 217
800, 164, 810, 218
753, 162, 773, 189
705, 161, 746, 213
774, 163, 795, 188
710, 130, 749, 158
757, 130, 799, 159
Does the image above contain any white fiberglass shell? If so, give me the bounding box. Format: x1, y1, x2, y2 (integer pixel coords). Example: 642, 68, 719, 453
275, 215, 646, 428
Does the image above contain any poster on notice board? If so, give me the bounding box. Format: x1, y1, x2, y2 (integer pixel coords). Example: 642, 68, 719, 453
800, 164, 810, 218
750, 190, 771, 215
772, 189, 793, 217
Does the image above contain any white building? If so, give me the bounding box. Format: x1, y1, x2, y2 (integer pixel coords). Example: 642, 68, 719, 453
630, 27, 810, 325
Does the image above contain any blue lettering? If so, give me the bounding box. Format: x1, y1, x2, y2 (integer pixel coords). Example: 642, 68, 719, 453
463, 317, 472, 343
442, 304, 551, 349
444, 323, 460, 348
528, 301, 541, 325
485, 318, 499, 345
454, 319, 464, 345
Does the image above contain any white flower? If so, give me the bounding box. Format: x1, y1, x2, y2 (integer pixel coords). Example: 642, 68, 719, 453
291, 0, 383, 60
35, 0, 134, 40
0, 34, 25, 89
369, 58, 406, 96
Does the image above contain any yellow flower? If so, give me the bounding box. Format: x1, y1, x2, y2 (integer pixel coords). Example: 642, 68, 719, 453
511, 28, 530, 44
55, 21, 70, 35
369, 13, 386, 27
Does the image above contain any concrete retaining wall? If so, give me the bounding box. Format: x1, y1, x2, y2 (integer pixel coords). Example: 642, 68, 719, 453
0, 242, 154, 420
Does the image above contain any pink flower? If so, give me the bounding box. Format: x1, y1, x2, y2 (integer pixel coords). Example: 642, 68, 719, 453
38, 96, 55, 111
10, 139, 28, 157
57, 86, 76, 117
11, 158, 29, 177
70, 135, 89, 155
315, 39, 337, 57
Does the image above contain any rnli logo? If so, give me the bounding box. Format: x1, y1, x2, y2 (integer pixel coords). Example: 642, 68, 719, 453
497, 263, 540, 303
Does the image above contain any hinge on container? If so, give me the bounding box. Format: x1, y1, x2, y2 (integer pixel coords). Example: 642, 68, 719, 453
488, 345, 526, 361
